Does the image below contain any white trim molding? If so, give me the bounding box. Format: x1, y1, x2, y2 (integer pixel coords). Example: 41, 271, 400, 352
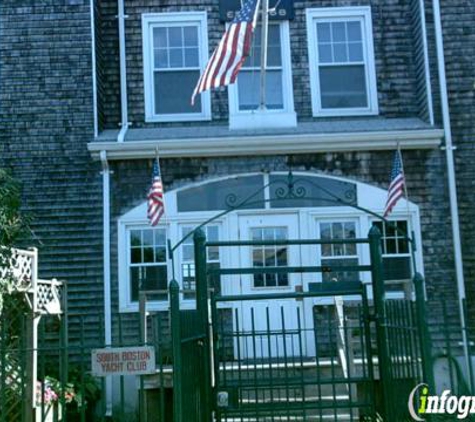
306, 6, 379, 117
142, 12, 211, 123
88, 128, 443, 161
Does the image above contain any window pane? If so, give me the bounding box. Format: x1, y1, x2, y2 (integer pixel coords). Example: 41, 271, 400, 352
131, 248, 142, 264
317, 22, 331, 42
155, 247, 167, 263
238, 70, 283, 110
154, 70, 201, 114
383, 257, 411, 281
143, 247, 154, 263
177, 175, 265, 212
331, 22, 346, 42
131, 230, 141, 247
184, 26, 198, 46
347, 21, 362, 41
333, 43, 348, 62
169, 48, 183, 68
319, 65, 367, 108
154, 49, 168, 69
184, 47, 199, 67
143, 230, 153, 246
169, 27, 183, 47
318, 43, 332, 63
153, 27, 167, 49
348, 42, 363, 62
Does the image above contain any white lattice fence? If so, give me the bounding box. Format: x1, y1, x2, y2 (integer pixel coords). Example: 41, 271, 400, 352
0, 248, 63, 422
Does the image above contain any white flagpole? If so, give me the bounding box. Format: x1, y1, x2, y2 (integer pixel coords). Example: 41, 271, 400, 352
259, 0, 269, 109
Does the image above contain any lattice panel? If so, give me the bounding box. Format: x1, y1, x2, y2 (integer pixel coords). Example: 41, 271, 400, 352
0, 249, 34, 291
37, 281, 63, 315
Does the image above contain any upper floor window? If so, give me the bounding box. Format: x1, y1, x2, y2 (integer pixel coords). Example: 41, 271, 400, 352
306, 7, 378, 117
142, 12, 211, 122
228, 22, 296, 129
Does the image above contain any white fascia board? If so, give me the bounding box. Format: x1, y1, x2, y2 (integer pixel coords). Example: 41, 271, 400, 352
88, 128, 443, 161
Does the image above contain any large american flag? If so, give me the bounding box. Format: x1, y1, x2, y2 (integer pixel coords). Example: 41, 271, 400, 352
383, 150, 405, 217
191, 0, 259, 105
147, 160, 165, 226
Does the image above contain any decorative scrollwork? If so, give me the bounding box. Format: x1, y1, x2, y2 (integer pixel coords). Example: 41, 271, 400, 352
225, 193, 238, 208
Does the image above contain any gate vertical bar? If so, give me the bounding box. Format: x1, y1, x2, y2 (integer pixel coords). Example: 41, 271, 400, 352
194, 229, 213, 422
368, 226, 391, 420
413, 272, 435, 391
170, 280, 183, 422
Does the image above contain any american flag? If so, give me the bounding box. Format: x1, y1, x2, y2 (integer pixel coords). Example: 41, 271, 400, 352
147, 160, 165, 226
191, 0, 260, 105
383, 150, 405, 217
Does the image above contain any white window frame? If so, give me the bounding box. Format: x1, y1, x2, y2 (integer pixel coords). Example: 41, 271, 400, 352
227, 21, 297, 129
142, 12, 211, 123
306, 6, 379, 117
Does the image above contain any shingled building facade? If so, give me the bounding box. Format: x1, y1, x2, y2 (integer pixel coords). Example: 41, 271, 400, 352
1, 0, 474, 414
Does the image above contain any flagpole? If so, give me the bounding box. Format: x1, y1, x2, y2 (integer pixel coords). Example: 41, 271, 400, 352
153, 147, 175, 281
259, 0, 269, 110
397, 143, 419, 284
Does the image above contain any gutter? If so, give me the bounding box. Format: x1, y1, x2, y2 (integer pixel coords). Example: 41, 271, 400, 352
117, 0, 129, 142
432, 0, 471, 390
100, 151, 113, 416
87, 128, 444, 161
90, 0, 98, 138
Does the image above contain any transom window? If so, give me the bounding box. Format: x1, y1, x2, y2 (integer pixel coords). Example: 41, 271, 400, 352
129, 228, 168, 302
319, 221, 359, 282
306, 7, 378, 116
142, 12, 211, 122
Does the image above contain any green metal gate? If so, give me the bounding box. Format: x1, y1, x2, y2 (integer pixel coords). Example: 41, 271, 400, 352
170, 226, 434, 422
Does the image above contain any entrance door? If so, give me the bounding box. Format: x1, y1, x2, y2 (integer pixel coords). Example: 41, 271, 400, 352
236, 214, 306, 358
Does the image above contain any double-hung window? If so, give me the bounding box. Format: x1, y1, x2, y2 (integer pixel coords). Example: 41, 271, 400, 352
142, 12, 211, 122
373, 220, 412, 291
306, 7, 378, 116
318, 220, 359, 282
128, 227, 168, 303
228, 22, 296, 129
181, 225, 221, 299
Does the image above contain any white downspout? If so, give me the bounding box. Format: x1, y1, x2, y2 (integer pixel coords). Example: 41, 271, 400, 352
90, 0, 98, 138
117, 0, 129, 142
432, 0, 471, 390
100, 151, 113, 415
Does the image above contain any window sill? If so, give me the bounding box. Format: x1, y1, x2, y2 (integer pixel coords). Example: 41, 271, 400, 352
229, 109, 297, 130
312, 108, 379, 118
145, 113, 212, 123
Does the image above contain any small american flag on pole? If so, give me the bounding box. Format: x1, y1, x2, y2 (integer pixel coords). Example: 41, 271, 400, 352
383, 150, 406, 218
191, 0, 260, 105
147, 159, 165, 226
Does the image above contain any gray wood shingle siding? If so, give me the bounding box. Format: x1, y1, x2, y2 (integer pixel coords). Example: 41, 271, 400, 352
96, 0, 425, 129
0, 2, 104, 324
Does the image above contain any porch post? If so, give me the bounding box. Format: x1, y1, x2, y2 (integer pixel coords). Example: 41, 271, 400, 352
170, 280, 183, 422
194, 229, 213, 421
368, 226, 392, 420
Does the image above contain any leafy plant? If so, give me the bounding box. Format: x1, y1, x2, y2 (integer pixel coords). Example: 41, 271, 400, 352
0, 169, 30, 313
